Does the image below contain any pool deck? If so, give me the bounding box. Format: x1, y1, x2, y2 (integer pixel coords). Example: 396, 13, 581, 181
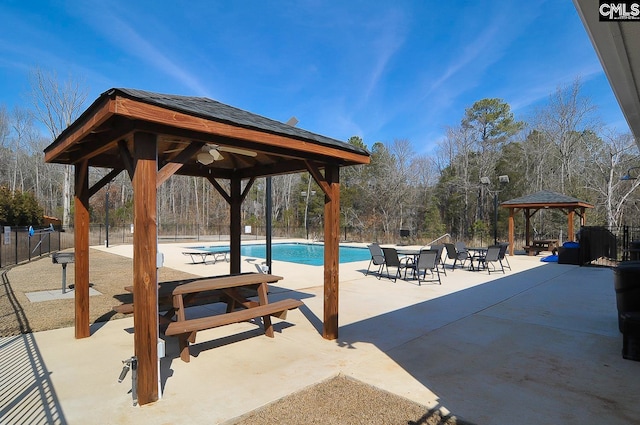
2, 240, 639, 424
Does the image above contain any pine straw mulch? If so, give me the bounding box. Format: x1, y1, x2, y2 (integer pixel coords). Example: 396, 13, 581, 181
226, 374, 472, 425
0, 248, 196, 336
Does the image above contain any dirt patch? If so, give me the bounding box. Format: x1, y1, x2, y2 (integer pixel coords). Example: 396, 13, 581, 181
0, 249, 197, 336
226, 374, 471, 425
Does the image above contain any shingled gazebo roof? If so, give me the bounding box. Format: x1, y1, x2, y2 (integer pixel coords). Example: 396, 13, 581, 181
501, 190, 594, 209
44, 88, 370, 177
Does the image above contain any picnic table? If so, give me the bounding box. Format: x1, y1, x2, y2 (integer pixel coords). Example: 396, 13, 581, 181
115, 273, 303, 362
523, 239, 559, 256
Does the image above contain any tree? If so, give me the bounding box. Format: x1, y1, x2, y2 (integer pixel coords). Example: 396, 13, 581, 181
462, 98, 523, 171
29, 68, 88, 228
0, 186, 44, 226
531, 79, 599, 193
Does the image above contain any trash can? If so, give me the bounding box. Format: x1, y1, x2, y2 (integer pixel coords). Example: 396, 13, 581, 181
621, 312, 640, 361
614, 261, 640, 332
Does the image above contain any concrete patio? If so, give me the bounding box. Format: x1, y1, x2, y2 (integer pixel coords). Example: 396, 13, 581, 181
1, 242, 638, 424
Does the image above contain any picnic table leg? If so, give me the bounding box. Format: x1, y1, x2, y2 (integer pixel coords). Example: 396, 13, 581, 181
256, 282, 274, 337
173, 294, 193, 362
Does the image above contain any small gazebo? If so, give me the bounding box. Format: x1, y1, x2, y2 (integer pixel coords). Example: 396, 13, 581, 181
43, 88, 370, 405
501, 190, 594, 256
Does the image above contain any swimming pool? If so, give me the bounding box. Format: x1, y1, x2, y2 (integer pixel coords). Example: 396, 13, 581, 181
194, 243, 370, 266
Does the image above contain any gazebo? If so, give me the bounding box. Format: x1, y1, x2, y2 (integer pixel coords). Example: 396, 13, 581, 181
43, 88, 370, 405
501, 190, 594, 256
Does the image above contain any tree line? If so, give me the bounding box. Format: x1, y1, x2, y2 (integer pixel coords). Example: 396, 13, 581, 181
1, 71, 639, 243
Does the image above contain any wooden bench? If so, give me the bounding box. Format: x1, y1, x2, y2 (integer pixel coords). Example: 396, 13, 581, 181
161, 273, 301, 362
164, 299, 302, 336
522, 245, 541, 256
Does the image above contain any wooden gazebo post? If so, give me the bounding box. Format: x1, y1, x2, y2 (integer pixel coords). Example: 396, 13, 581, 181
322, 165, 340, 340
132, 132, 159, 404
73, 160, 90, 339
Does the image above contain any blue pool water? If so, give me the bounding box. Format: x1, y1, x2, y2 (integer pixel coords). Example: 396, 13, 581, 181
194, 243, 370, 266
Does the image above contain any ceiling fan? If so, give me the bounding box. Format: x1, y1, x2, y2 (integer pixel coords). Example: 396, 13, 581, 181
162, 142, 256, 165
196, 144, 257, 165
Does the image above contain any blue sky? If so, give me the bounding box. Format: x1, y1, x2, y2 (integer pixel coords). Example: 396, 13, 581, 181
0, 0, 629, 154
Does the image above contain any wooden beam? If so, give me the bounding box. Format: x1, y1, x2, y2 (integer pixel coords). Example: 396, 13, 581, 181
525, 208, 531, 247
114, 97, 370, 165
305, 161, 332, 201
118, 140, 135, 180
44, 98, 115, 162
508, 209, 515, 256
323, 165, 340, 340
67, 117, 136, 165
89, 168, 123, 198
156, 142, 204, 188
230, 176, 242, 274
207, 176, 231, 204
241, 176, 256, 203
132, 132, 159, 405
74, 160, 90, 339
568, 210, 575, 242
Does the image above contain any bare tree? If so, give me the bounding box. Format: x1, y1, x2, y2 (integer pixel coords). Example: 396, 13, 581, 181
581, 131, 640, 226
29, 68, 88, 228
532, 79, 599, 193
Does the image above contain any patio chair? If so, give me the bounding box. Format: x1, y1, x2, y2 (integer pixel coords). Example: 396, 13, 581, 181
455, 241, 469, 255
407, 249, 441, 285
366, 243, 386, 277
381, 247, 412, 282
443, 243, 470, 271
498, 243, 511, 270
478, 245, 504, 274
430, 244, 447, 276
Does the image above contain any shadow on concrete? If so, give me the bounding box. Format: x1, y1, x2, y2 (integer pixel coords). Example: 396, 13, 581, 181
327, 265, 639, 424
0, 334, 67, 424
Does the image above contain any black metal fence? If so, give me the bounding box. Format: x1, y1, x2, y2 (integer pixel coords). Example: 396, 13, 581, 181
577, 225, 640, 266
0, 226, 72, 268
5, 221, 638, 269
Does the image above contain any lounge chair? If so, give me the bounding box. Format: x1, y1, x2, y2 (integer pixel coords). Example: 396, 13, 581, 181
366, 243, 386, 277
443, 243, 470, 271
381, 247, 412, 282
406, 249, 441, 285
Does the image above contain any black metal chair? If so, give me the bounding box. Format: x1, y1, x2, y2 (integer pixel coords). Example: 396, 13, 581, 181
498, 243, 511, 270
407, 249, 441, 285
430, 244, 447, 276
381, 247, 411, 282
443, 243, 469, 271
366, 243, 386, 277
479, 245, 504, 274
